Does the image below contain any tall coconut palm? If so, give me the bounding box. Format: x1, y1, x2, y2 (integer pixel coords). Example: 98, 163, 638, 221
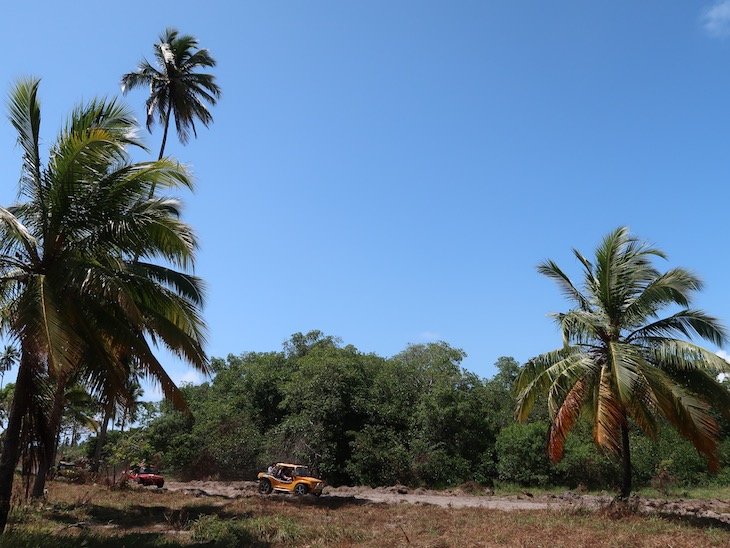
121, 27, 221, 163
0, 346, 18, 390
515, 227, 730, 498
0, 79, 208, 530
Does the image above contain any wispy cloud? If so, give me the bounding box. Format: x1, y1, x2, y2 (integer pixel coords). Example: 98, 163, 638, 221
702, 1, 730, 37
177, 369, 202, 386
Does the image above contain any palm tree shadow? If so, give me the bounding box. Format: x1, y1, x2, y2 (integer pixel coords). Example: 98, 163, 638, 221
4, 531, 186, 547
81, 503, 241, 528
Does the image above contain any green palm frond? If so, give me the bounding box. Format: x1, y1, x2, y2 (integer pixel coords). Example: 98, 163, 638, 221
623, 268, 701, 325
553, 309, 607, 346
515, 347, 586, 421
646, 339, 730, 374
12, 275, 84, 378
659, 368, 730, 422
130, 262, 205, 305
7, 79, 42, 196
0, 208, 40, 267
642, 365, 720, 470
629, 311, 727, 347
624, 372, 659, 439
608, 341, 645, 407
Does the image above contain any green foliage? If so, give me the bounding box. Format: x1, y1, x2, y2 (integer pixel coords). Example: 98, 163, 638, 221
192, 514, 304, 546
106, 429, 155, 468
411, 444, 472, 487
496, 422, 552, 485
552, 421, 618, 488
346, 426, 411, 485
145, 334, 513, 487
139, 330, 727, 490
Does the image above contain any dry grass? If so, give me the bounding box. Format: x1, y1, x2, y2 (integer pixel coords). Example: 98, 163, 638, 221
1, 481, 728, 547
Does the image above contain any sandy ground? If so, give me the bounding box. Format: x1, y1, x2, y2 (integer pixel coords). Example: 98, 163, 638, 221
162, 480, 730, 525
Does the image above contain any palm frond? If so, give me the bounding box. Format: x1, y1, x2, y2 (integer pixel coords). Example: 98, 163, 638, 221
628, 311, 727, 348
642, 365, 720, 470
7, 79, 43, 198
594, 365, 624, 455
548, 377, 589, 462
646, 339, 730, 374
515, 347, 586, 421
537, 259, 591, 310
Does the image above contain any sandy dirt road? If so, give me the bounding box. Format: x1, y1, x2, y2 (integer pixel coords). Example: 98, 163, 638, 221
162, 480, 730, 525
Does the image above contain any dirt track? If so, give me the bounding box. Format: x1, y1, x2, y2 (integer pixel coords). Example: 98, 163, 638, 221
163, 480, 730, 525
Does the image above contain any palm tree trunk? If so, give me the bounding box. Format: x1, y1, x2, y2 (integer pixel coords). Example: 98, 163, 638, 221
620, 421, 632, 499
31, 378, 66, 498
0, 352, 34, 532
92, 406, 112, 473
156, 99, 173, 161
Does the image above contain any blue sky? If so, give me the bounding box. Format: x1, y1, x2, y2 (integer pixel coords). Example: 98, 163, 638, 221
2, 1, 730, 392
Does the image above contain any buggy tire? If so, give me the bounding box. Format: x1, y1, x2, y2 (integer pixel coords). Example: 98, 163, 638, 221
294, 483, 308, 496
258, 478, 273, 495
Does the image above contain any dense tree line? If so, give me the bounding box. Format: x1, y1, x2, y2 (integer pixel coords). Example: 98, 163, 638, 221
89, 330, 730, 490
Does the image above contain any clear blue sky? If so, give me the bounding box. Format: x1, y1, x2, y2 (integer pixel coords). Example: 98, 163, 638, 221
2, 1, 730, 392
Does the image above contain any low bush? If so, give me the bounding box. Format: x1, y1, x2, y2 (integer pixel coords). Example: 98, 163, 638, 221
495, 422, 551, 485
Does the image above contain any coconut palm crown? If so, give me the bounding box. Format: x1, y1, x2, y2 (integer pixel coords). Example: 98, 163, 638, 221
0, 78, 208, 531
515, 227, 730, 497
121, 27, 221, 160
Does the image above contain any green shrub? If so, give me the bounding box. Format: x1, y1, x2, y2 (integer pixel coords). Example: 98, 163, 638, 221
495, 422, 551, 485
629, 432, 661, 486
411, 445, 471, 487
347, 426, 412, 486
554, 430, 618, 489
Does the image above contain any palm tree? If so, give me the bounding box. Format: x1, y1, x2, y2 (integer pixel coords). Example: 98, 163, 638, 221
0, 79, 208, 530
121, 28, 221, 163
117, 375, 144, 432
61, 384, 99, 446
0, 346, 18, 390
515, 227, 730, 498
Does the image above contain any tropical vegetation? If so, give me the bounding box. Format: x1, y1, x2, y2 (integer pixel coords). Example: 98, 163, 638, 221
77, 331, 730, 493
515, 227, 730, 497
0, 78, 207, 531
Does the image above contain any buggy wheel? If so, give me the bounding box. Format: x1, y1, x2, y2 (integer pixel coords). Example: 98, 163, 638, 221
258, 478, 273, 495
294, 483, 308, 496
